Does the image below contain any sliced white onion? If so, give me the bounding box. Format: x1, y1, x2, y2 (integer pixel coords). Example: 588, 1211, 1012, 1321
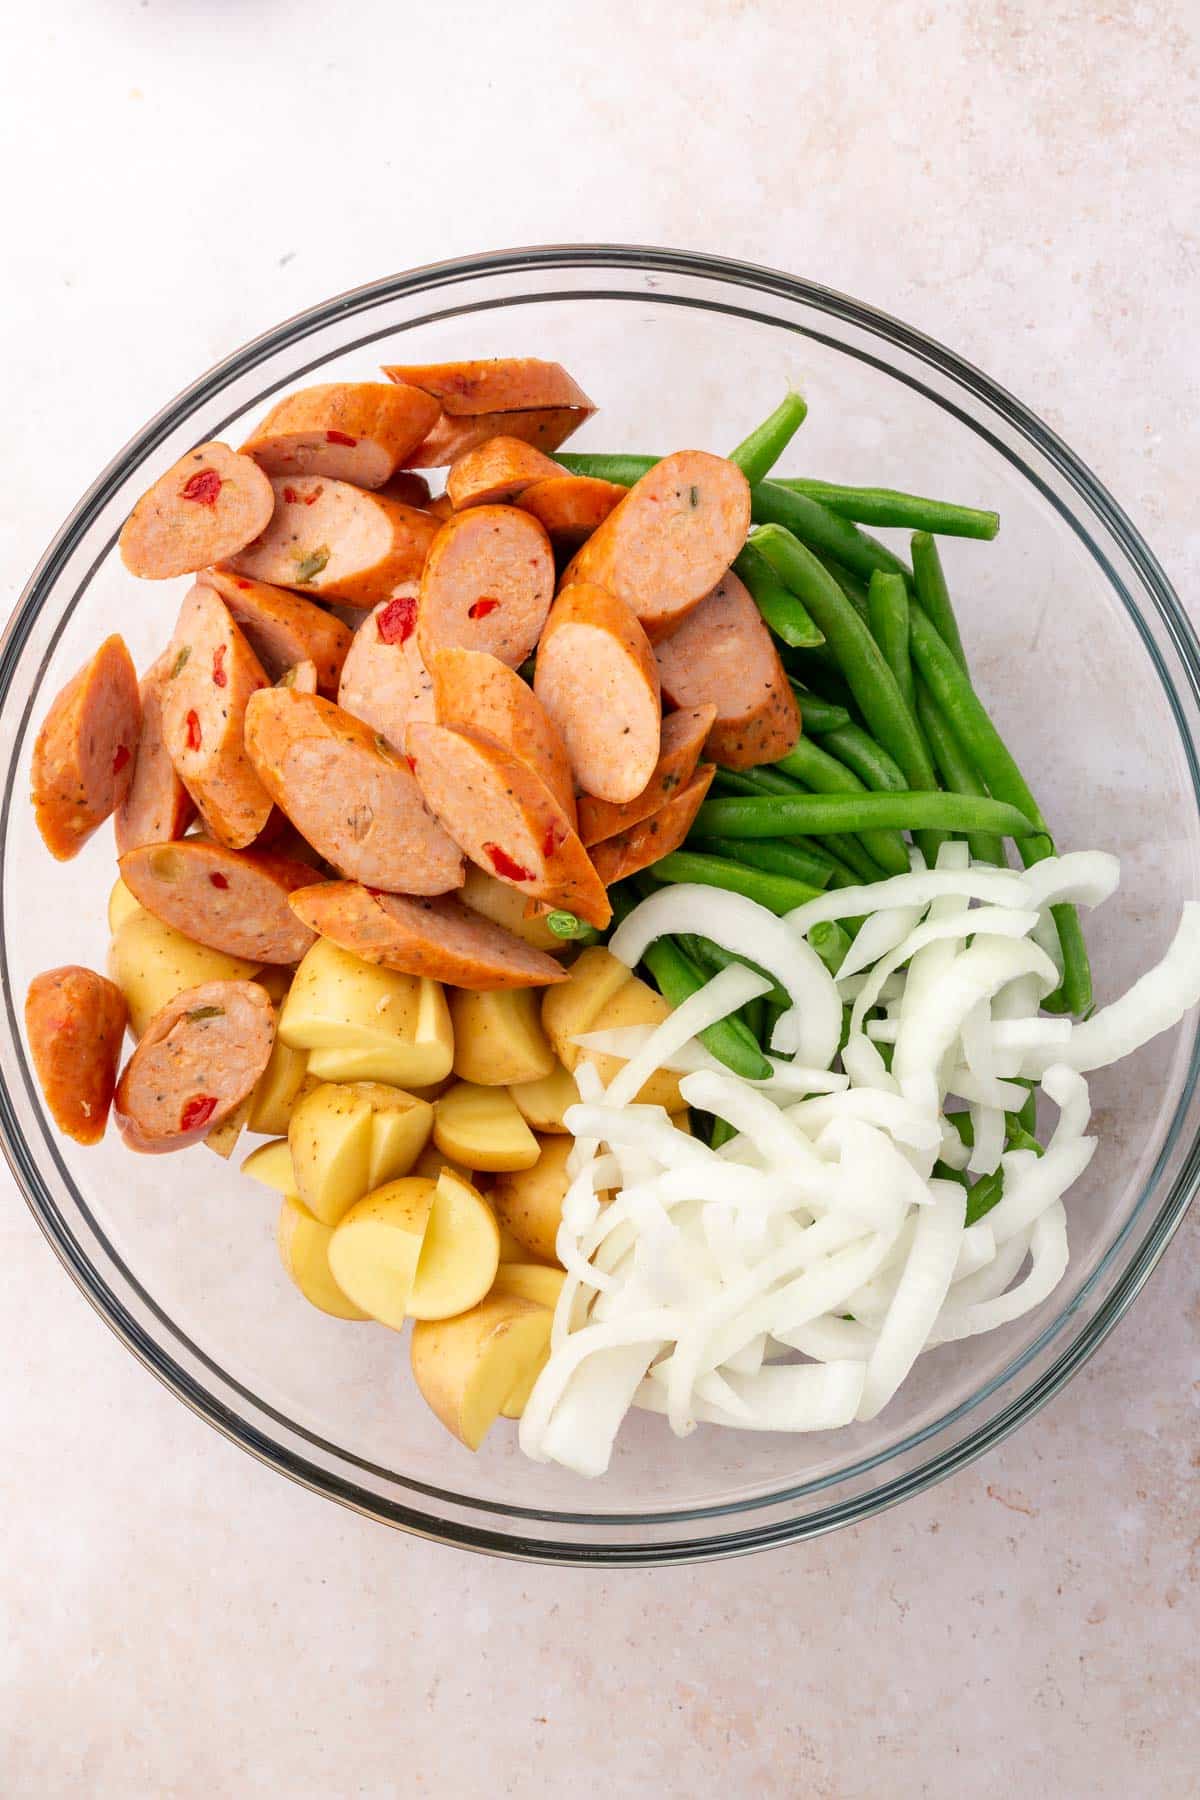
537, 1343, 665, 1476
635, 1360, 865, 1432
840, 1034, 899, 1092
850, 907, 1041, 1040
790, 1088, 942, 1155
834, 904, 927, 982
967, 1101, 1005, 1176
1019, 850, 1121, 912
783, 866, 1026, 936
604, 963, 769, 1109
857, 1179, 966, 1420
892, 936, 1060, 1098
929, 1203, 1068, 1343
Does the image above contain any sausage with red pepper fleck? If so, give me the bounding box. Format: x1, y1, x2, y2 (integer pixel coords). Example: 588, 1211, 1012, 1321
654, 569, 800, 769
240, 382, 440, 488
336, 587, 435, 755
32, 634, 142, 860
381, 358, 594, 466
244, 688, 463, 894
288, 883, 569, 989
119, 442, 275, 580
228, 476, 437, 607
517, 474, 625, 550
113, 979, 275, 1153
445, 436, 565, 510
120, 839, 320, 964
588, 763, 716, 886
428, 646, 576, 826
114, 649, 196, 855
417, 505, 554, 669
202, 566, 351, 696
25, 966, 128, 1145
160, 583, 274, 848
534, 582, 661, 804
577, 703, 716, 846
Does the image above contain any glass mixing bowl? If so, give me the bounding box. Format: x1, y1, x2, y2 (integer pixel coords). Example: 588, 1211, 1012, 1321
3, 246, 1197, 1564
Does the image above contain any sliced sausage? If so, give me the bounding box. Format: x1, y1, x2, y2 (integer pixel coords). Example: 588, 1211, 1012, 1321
240, 382, 440, 488
407, 722, 610, 929
228, 476, 437, 607
382, 358, 594, 466
289, 883, 568, 989
120, 839, 320, 964
563, 451, 751, 641
533, 582, 661, 805
335, 587, 434, 755
114, 979, 275, 1154
376, 470, 433, 509
160, 583, 273, 848
278, 659, 318, 695
114, 650, 196, 855
202, 566, 352, 695
425, 493, 454, 522
32, 635, 141, 861
119, 443, 275, 579
244, 688, 464, 894
404, 408, 590, 468
446, 437, 565, 510
654, 569, 801, 769
578, 703, 716, 846
428, 647, 576, 825
25, 966, 128, 1145
518, 474, 625, 550
588, 764, 715, 887
418, 506, 553, 669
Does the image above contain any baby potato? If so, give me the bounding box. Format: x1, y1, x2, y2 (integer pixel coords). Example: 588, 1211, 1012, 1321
433, 1082, 540, 1172
492, 1210, 532, 1265
576, 976, 684, 1111
276, 1194, 369, 1321
411, 1294, 553, 1450
362, 1084, 435, 1188
459, 863, 563, 952
108, 908, 259, 1038
491, 1262, 565, 1309
241, 1137, 299, 1195
449, 986, 556, 1088
107, 876, 142, 934
203, 1093, 252, 1160
280, 941, 453, 1089
411, 1142, 490, 1189
508, 1061, 580, 1133
327, 1176, 437, 1329
408, 1169, 500, 1321
541, 945, 633, 1068
246, 1038, 313, 1137
288, 1084, 374, 1226
490, 1134, 572, 1264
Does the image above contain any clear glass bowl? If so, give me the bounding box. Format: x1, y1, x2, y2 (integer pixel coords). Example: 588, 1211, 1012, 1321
3, 246, 1198, 1565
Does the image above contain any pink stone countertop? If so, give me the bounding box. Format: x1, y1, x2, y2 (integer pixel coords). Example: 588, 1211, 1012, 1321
2, 3, 1197, 1794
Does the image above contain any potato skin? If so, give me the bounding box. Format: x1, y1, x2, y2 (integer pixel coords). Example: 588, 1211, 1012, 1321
449, 987, 556, 1087
490, 1134, 573, 1265
410, 1294, 552, 1449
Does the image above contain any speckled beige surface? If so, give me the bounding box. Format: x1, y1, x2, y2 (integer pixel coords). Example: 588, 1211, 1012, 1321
2, 3, 1198, 1794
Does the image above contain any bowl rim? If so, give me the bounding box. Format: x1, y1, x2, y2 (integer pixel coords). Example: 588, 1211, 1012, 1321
4, 242, 1198, 1565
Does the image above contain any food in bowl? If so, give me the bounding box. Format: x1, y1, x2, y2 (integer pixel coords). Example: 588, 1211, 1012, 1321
22, 358, 1200, 1476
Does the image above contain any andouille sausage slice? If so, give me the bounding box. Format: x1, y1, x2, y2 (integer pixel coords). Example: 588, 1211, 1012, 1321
376, 469, 433, 510
382, 358, 595, 467
533, 583, 661, 805
654, 569, 800, 769
278, 659, 318, 695
114, 650, 195, 855
241, 382, 440, 488
289, 883, 568, 990
446, 437, 565, 511
25, 966, 128, 1145
244, 688, 463, 894
425, 493, 454, 522
517, 474, 625, 550
32, 635, 141, 861
408, 722, 610, 929
563, 451, 752, 642
228, 477, 437, 607
577, 703, 716, 845
160, 583, 273, 848
114, 979, 275, 1154
428, 647, 576, 825
203, 566, 352, 696
336, 589, 434, 754
120, 839, 319, 964
589, 764, 716, 887
119, 443, 275, 580
417, 506, 554, 669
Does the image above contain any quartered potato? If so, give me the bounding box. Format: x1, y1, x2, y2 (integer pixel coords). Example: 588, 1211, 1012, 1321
279, 939, 453, 1088
242, 1136, 299, 1195
327, 1176, 437, 1329
433, 1082, 540, 1172
203, 1093, 252, 1160
276, 1194, 370, 1321
490, 1134, 572, 1264
491, 1262, 565, 1309
365, 1085, 435, 1188
410, 1294, 553, 1450
408, 1168, 500, 1320
458, 863, 563, 952
288, 1081, 433, 1226
542, 946, 683, 1110
508, 1060, 580, 1133
107, 875, 142, 935
108, 908, 259, 1037
449, 986, 556, 1087
246, 1040, 315, 1137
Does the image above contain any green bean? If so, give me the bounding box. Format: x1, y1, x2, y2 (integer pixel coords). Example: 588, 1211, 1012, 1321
546, 910, 601, 942
750, 484, 912, 587
554, 451, 659, 485
866, 571, 916, 713
694, 791, 1036, 840
649, 849, 822, 914
729, 391, 808, 487
813, 554, 872, 620
911, 532, 968, 673
709, 767, 885, 886
965, 1168, 1004, 1226
1015, 1083, 1038, 1140
710, 1115, 738, 1150
733, 541, 824, 649
752, 525, 937, 792
676, 934, 792, 1008
1006, 1122, 1043, 1158
786, 685, 851, 734
807, 919, 853, 976
692, 834, 834, 889
773, 479, 998, 541
640, 937, 772, 1081
915, 682, 1004, 865
774, 738, 909, 875
908, 602, 1092, 1014
743, 994, 767, 1047
814, 722, 906, 793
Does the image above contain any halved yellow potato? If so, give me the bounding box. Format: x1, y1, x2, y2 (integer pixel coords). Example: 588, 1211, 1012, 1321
492, 1262, 565, 1309
241, 1137, 298, 1195
108, 909, 259, 1038
449, 986, 556, 1087
409, 1169, 500, 1320
499, 1345, 551, 1421
288, 1084, 374, 1226
541, 945, 632, 1064
364, 1085, 434, 1188
107, 876, 142, 934
459, 863, 563, 952
203, 1093, 252, 1160
327, 1176, 437, 1328
492, 1210, 533, 1265
491, 1135, 572, 1263
508, 1061, 580, 1133
411, 1142, 489, 1189
576, 981, 684, 1111
279, 941, 453, 1088
411, 1294, 553, 1449
277, 1194, 370, 1321
246, 1039, 313, 1137
433, 1082, 540, 1172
